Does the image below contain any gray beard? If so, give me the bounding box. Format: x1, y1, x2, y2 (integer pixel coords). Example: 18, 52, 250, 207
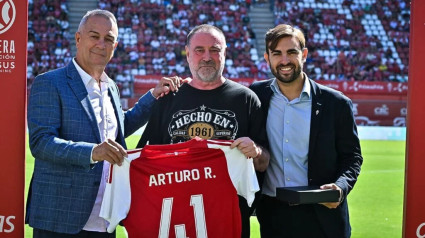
195, 64, 224, 82
197, 69, 218, 82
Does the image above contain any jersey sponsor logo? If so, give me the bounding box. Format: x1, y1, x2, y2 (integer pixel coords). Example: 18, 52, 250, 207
0, 0, 16, 35
168, 105, 238, 143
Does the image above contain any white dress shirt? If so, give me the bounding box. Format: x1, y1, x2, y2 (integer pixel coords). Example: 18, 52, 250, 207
72, 59, 118, 232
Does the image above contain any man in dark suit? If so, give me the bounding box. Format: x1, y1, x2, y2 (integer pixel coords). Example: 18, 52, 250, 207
249, 24, 363, 238
26, 9, 184, 238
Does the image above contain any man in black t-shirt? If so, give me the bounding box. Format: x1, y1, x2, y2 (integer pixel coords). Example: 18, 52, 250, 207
137, 24, 270, 238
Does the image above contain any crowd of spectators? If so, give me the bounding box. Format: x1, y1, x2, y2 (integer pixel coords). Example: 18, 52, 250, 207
99, 0, 261, 94
27, 0, 72, 88
273, 0, 409, 82
376, 0, 410, 67
27, 0, 410, 93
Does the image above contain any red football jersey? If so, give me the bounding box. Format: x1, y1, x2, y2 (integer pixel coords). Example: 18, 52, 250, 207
100, 139, 259, 238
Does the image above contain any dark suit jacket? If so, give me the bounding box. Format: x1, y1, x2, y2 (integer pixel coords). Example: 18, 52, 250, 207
26, 62, 155, 234
249, 76, 363, 238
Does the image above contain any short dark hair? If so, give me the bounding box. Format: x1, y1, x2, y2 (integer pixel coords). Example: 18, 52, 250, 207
186, 24, 226, 46
265, 24, 306, 54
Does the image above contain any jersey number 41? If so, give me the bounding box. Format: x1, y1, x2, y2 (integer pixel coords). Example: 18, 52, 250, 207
159, 194, 207, 238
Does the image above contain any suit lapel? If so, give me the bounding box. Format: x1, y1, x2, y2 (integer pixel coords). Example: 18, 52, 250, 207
262, 80, 274, 111
66, 62, 102, 143
108, 81, 125, 143
308, 79, 323, 156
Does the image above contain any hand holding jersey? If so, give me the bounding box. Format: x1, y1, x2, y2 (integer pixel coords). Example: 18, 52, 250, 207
100, 139, 259, 237
231, 137, 269, 172
92, 139, 127, 165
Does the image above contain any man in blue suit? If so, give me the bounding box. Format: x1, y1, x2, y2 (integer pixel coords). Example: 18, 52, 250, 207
26, 9, 184, 237
249, 24, 363, 238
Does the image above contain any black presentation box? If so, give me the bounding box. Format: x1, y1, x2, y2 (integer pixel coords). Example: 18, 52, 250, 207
276, 186, 340, 205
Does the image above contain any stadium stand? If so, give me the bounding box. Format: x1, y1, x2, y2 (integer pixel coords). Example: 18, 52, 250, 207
97, 0, 259, 96
273, 0, 409, 83
27, 0, 410, 86
27, 0, 72, 89
27, 0, 410, 126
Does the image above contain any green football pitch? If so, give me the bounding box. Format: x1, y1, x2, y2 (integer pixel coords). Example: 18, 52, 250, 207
24, 137, 405, 238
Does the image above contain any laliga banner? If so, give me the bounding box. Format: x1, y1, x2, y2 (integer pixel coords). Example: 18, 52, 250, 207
0, 0, 27, 237
403, 0, 425, 238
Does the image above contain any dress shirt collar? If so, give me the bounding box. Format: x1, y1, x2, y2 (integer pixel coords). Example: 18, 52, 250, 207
72, 58, 109, 87
270, 73, 311, 101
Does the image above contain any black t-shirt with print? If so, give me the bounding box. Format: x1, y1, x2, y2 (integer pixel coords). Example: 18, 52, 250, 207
136, 79, 267, 238
137, 79, 266, 148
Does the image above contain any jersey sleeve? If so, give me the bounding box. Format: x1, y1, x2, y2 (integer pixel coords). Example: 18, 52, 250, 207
207, 142, 260, 206
100, 151, 141, 233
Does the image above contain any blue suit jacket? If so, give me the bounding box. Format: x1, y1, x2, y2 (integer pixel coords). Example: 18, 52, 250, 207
250, 76, 363, 238
26, 62, 155, 234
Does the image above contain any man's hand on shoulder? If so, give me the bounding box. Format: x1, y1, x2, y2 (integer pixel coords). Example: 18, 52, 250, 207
151, 76, 191, 99
92, 139, 127, 166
